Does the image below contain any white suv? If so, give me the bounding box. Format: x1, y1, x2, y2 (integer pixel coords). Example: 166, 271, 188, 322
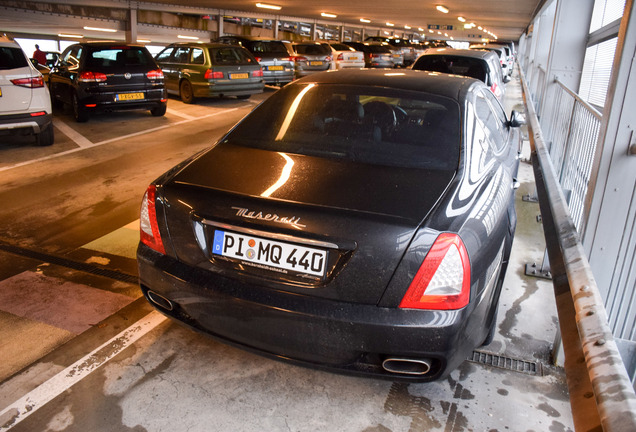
0, 36, 54, 146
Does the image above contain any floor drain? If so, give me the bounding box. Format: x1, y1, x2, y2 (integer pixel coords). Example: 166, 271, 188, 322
469, 350, 542, 376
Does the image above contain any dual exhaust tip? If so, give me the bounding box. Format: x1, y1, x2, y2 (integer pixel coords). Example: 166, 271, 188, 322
147, 289, 432, 377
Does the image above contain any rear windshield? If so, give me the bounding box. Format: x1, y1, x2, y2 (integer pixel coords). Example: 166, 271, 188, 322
366, 45, 391, 54
85, 47, 154, 69
245, 41, 289, 55
413, 55, 488, 83
330, 43, 354, 52
224, 83, 460, 170
210, 47, 256, 65
0, 47, 28, 70
293, 44, 330, 55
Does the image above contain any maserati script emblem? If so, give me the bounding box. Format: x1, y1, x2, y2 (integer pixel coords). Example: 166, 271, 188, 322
124, 73, 132, 80
232, 207, 306, 229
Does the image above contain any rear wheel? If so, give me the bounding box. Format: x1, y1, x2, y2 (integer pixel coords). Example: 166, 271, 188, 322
151, 104, 167, 116
35, 125, 54, 146
72, 92, 88, 123
236, 94, 251, 100
179, 80, 194, 104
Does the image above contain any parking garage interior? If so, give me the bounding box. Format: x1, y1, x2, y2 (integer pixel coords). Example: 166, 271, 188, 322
1, 0, 635, 431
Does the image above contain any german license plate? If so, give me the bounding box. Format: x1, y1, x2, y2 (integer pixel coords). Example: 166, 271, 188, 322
310, 61, 323, 66
116, 92, 144, 101
230, 73, 249, 79
268, 65, 284, 71
212, 230, 327, 277
350, 56, 360, 60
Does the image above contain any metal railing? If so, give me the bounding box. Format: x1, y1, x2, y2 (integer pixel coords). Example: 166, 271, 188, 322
538, 79, 603, 233
520, 69, 636, 432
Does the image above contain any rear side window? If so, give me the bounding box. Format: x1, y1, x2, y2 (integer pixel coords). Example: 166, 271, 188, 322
413, 56, 488, 83
211, 47, 256, 64
330, 43, 354, 51
86, 47, 154, 68
224, 83, 460, 170
155, 47, 175, 62
0, 47, 28, 70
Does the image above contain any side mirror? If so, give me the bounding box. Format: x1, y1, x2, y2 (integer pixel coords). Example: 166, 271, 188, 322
509, 110, 526, 128
503, 75, 511, 83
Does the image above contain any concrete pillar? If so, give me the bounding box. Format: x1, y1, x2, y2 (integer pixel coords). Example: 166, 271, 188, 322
126, 7, 137, 43
217, 13, 224, 37
340, 25, 345, 42
274, 18, 279, 39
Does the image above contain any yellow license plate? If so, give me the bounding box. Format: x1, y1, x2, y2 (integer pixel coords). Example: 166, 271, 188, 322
268, 65, 284, 71
230, 73, 249, 79
0, 88, 2, 97
116, 92, 144, 101
350, 57, 360, 60
310, 61, 323, 66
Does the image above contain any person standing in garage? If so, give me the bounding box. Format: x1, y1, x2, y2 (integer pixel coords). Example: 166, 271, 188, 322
33, 44, 46, 65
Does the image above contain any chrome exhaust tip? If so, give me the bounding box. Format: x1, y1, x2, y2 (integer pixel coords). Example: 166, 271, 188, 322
147, 290, 174, 311
382, 358, 432, 376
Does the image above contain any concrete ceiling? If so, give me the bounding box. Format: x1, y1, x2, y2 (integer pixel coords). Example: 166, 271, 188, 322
0, 0, 546, 43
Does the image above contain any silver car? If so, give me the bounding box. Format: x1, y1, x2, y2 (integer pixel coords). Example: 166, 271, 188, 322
320, 42, 365, 70
286, 42, 332, 78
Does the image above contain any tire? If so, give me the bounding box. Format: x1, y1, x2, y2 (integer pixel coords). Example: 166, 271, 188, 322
236, 94, 251, 100
151, 104, 167, 116
35, 124, 54, 146
72, 92, 88, 123
179, 80, 194, 104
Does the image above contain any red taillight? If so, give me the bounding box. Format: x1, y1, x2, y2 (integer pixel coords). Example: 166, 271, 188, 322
30, 111, 46, 117
399, 233, 470, 310
11, 76, 44, 88
291, 56, 308, 63
370, 54, 379, 58
255, 56, 262, 62
325, 56, 332, 62
204, 69, 224, 79
140, 185, 166, 255
252, 69, 264, 77
337, 54, 344, 61
78, 71, 107, 82
147, 69, 164, 79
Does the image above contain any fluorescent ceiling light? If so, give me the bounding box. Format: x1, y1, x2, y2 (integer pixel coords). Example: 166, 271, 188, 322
386, 22, 394, 27
404, 25, 411, 29
418, 27, 424, 31
444, 33, 448, 37
58, 33, 83, 38
478, 26, 483, 30
436, 5, 449, 14
178, 35, 199, 40
137, 39, 151, 43
83, 26, 116, 32
321, 12, 337, 18
429, 29, 434, 33
457, 17, 466, 22
360, 18, 371, 23
256, 3, 281, 10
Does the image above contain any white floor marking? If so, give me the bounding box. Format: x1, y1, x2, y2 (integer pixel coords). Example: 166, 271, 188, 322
0, 108, 239, 173
52, 119, 93, 148
0, 311, 167, 431
166, 108, 196, 120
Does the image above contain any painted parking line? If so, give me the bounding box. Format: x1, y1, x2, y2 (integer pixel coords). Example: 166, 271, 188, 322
166, 108, 196, 120
0, 311, 167, 431
52, 119, 93, 148
0, 108, 239, 173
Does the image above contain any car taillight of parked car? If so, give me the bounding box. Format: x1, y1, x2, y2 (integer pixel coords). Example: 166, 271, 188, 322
11, 76, 44, 88
78, 71, 107, 83
252, 69, 264, 77
399, 233, 471, 311
337, 54, 344, 61
290, 56, 308, 63
140, 185, 166, 255
146, 69, 164, 80
204, 69, 224, 79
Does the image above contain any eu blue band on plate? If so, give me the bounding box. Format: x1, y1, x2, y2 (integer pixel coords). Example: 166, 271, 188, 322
213, 230, 225, 255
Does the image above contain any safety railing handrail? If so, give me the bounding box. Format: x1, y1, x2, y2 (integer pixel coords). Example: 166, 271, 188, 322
553, 77, 603, 121
519, 68, 636, 431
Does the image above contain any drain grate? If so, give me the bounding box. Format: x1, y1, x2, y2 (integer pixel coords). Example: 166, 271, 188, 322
0, 241, 138, 284
469, 350, 542, 376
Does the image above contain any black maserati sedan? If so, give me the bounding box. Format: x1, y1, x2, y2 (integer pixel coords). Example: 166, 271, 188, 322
137, 69, 523, 382
49, 42, 167, 122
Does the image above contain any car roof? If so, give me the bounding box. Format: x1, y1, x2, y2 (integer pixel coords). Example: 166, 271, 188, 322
167, 42, 243, 49
67, 42, 147, 49
219, 35, 284, 42
293, 68, 478, 101
0, 35, 20, 47
421, 48, 497, 60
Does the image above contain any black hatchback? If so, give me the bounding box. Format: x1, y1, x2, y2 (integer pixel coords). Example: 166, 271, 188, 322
49, 42, 167, 122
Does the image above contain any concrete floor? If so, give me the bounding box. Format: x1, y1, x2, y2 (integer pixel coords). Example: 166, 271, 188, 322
0, 72, 575, 431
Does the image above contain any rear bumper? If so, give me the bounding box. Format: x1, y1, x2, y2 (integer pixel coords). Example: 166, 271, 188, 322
137, 244, 481, 382
262, 70, 294, 85
78, 87, 167, 111
0, 112, 52, 135
192, 80, 264, 97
